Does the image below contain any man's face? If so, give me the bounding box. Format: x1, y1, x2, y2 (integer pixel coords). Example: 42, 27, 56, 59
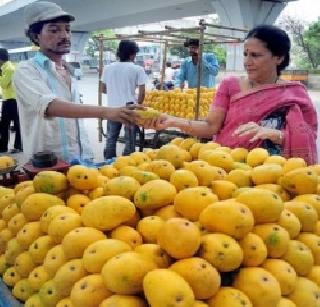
37, 21, 71, 55
188, 45, 199, 57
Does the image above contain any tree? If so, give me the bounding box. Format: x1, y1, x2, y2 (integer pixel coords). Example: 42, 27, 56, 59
168, 43, 226, 67
279, 16, 320, 69
86, 29, 119, 58
303, 19, 320, 69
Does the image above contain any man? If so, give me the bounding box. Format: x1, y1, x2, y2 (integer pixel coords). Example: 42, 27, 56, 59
101, 40, 147, 159
13, 1, 138, 163
178, 38, 219, 89
0, 49, 22, 153
164, 62, 174, 90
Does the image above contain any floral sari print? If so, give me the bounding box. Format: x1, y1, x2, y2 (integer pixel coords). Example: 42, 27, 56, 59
212, 77, 317, 165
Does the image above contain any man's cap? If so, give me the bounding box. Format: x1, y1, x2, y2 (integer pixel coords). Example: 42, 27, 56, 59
184, 38, 200, 47
24, 1, 75, 27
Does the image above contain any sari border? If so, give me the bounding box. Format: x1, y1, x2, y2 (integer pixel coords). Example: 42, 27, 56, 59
230, 80, 305, 103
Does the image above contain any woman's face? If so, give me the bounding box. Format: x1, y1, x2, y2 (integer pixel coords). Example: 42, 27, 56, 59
244, 38, 283, 83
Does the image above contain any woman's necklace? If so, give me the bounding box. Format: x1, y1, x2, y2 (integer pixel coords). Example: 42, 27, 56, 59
249, 76, 279, 89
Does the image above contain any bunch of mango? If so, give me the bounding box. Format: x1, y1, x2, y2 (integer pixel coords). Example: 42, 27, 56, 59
0, 156, 15, 170
0, 139, 320, 306
143, 87, 216, 120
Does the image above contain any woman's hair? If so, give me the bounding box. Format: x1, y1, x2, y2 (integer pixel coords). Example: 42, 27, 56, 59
116, 40, 139, 62
25, 16, 71, 46
246, 25, 291, 75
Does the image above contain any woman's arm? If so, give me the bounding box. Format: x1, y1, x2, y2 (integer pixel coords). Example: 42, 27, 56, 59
144, 107, 226, 139
233, 122, 284, 144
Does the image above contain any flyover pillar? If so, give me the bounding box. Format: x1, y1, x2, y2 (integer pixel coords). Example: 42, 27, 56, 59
211, 0, 289, 71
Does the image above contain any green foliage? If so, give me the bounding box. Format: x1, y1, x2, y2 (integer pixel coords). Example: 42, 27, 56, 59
303, 19, 320, 69
280, 16, 320, 69
168, 44, 226, 67
86, 29, 119, 57
204, 44, 226, 67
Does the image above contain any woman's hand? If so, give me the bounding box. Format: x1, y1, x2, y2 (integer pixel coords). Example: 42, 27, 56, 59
142, 113, 176, 130
234, 122, 282, 144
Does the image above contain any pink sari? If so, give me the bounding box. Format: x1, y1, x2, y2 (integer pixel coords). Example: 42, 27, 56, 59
214, 77, 318, 165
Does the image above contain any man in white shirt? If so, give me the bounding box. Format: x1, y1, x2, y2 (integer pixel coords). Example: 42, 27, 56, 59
101, 40, 147, 158
13, 1, 138, 164
164, 62, 174, 90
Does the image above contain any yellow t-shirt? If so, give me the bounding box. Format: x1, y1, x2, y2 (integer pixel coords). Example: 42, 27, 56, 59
0, 61, 16, 100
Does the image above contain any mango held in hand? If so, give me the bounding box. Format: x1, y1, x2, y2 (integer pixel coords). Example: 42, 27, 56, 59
137, 107, 161, 119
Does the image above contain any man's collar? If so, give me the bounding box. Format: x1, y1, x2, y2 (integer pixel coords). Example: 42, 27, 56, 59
34, 51, 51, 68
0, 61, 9, 69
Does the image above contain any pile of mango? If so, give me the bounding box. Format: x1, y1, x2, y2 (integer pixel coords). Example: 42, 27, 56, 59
143, 87, 216, 120
0, 139, 320, 306
0, 156, 15, 170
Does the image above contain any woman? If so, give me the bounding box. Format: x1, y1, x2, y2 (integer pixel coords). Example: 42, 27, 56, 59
144, 25, 317, 165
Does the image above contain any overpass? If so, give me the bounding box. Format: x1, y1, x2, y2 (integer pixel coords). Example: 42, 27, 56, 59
0, 0, 297, 69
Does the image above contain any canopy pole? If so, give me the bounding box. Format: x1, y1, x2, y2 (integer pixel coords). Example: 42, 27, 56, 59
160, 40, 168, 90
195, 19, 205, 121
98, 34, 104, 143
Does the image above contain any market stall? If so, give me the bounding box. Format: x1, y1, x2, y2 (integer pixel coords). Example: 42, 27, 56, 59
94, 20, 246, 148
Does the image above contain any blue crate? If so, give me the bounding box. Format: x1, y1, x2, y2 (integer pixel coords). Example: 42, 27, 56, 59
0, 279, 22, 307
69, 157, 116, 168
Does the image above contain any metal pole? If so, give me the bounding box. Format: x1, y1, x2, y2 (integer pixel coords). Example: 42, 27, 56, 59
195, 19, 205, 121
203, 23, 248, 33
160, 40, 168, 90
98, 34, 104, 142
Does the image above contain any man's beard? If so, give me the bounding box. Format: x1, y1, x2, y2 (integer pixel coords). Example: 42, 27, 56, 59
49, 40, 71, 55
47, 47, 70, 55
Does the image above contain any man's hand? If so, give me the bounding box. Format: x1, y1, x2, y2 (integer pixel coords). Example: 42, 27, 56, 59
233, 122, 282, 144
105, 104, 143, 126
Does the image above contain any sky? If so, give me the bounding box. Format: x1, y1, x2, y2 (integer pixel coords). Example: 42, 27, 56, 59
280, 0, 320, 22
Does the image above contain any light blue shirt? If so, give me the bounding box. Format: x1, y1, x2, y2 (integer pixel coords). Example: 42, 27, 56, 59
178, 53, 219, 88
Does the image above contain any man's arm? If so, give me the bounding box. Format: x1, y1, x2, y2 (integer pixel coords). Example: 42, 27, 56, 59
13, 62, 138, 125
46, 99, 125, 119
203, 54, 219, 76
137, 84, 145, 104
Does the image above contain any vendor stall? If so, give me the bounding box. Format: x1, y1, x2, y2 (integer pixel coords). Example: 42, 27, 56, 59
94, 20, 246, 148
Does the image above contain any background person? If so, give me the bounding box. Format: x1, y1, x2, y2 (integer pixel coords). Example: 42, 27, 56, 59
101, 40, 147, 159
13, 1, 139, 164
164, 62, 174, 90
178, 38, 219, 89
0, 48, 22, 153
143, 25, 317, 165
